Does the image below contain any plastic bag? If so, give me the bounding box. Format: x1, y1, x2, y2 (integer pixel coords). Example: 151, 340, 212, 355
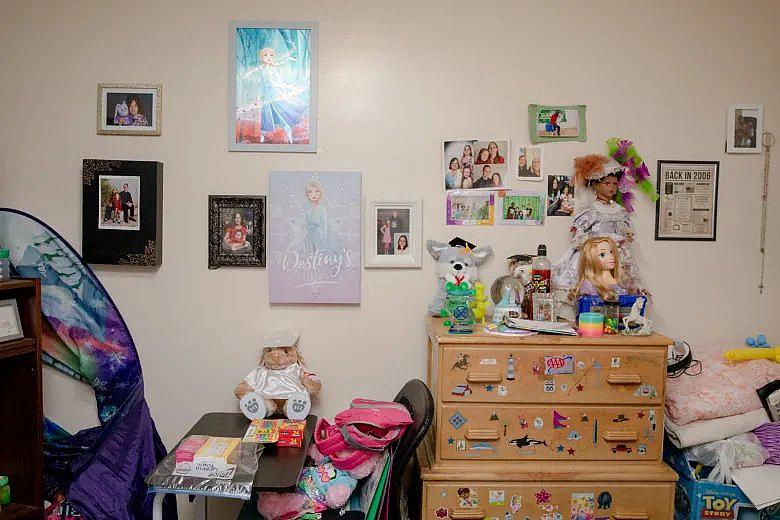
685, 433, 769, 484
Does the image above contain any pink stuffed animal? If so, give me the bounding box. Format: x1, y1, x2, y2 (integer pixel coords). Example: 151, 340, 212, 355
256, 445, 381, 520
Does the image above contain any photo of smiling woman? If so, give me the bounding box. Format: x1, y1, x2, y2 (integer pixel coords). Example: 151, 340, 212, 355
395, 234, 409, 254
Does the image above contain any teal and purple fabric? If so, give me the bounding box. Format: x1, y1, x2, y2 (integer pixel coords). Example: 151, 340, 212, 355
0, 208, 175, 520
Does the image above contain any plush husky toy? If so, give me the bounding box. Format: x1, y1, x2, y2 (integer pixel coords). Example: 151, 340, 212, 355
427, 237, 493, 316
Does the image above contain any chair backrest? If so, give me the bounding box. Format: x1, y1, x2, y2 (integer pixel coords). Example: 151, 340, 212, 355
387, 379, 434, 520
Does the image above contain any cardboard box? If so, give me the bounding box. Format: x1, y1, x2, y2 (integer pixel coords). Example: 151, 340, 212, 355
664, 438, 780, 520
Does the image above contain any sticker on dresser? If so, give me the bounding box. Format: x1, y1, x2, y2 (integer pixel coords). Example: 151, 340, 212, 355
571, 493, 595, 520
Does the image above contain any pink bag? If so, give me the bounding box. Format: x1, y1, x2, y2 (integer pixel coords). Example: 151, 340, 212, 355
314, 399, 412, 471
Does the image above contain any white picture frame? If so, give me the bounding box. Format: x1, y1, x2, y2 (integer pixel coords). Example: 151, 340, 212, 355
726, 104, 763, 154
0, 299, 24, 343
364, 199, 422, 268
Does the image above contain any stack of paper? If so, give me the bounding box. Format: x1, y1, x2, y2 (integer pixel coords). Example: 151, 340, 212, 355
504, 317, 578, 336
732, 465, 780, 509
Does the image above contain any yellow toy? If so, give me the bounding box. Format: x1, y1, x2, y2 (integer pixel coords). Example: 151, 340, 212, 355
723, 346, 780, 363
470, 282, 489, 324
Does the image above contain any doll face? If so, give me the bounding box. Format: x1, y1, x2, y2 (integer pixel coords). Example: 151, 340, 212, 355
306, 186, 322, 203
594, 175, 619, 201
264, 346, 298, 370
596, 241, 615, 270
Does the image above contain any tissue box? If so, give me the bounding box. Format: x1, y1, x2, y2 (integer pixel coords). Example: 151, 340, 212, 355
664, 438, 780, 519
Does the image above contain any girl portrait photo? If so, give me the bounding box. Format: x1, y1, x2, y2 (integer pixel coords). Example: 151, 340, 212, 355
220, 208, 254, 255
97, 83, 161, 136
376, 208, 410, 255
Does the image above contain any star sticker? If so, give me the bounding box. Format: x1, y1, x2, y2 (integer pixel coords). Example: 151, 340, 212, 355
637, 411, 645, 419
556, 444, 565, 452
447, 437, 455, 444
485, 384, 494, 392
567, 447, 576, 455
576, 384, 584, 392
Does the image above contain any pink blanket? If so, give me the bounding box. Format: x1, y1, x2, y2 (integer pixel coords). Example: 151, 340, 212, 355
665, 346, 780, 425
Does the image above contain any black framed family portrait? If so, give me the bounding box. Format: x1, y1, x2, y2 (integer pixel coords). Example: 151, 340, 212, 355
208, 195, 266, 269
82, 159, 163, 266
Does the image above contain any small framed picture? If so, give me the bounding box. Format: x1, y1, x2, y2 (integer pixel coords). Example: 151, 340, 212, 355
517, 145, 543, 180
208, 195, 266, 268
82, 159, 163, 266
364, 200, 423, 268
528, 104, 587, 143
726, 104, 763, 153
446, 191, 495, 226
0, 299, 24, 343
498, 191, 545, 225
443, 139, 511, 190
655, 161, 719, 241
97, 83, 161, 136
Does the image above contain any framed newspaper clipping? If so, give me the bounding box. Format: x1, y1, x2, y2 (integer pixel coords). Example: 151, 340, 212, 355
655, 160, 719, 241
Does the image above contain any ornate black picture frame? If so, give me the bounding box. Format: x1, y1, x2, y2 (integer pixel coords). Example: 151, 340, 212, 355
208, 195, 266, 269
82, 159, 163, 266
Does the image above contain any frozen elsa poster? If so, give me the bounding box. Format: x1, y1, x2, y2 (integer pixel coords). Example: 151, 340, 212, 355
228, 22, 318, 152
269, 171, 361, 303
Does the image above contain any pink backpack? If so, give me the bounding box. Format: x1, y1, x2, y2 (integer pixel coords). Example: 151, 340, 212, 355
315, 399, 413, 470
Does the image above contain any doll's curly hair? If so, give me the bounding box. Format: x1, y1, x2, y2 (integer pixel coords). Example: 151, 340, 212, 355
573, 154, 623, 187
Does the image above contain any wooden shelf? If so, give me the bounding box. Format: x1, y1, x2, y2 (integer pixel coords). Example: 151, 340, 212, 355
0, 338, 36, 360
0, 280, 38, 292
0, 504, 42, 520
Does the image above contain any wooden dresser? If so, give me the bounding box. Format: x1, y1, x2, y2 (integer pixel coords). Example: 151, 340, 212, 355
420, 316, 678, 520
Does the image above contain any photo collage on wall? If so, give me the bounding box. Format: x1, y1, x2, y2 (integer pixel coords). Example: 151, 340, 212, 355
442, 125, 583, 226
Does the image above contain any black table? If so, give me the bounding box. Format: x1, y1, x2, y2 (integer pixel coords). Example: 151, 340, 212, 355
181, 412, 317, 489
149, 412, 317, 520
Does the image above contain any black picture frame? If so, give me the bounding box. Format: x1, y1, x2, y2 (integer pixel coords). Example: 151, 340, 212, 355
82, 159, 163, 266
208, 195, 266, 269
654, 160, 719, 241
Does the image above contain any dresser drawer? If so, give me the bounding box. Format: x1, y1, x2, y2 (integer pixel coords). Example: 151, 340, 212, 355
439, 403, 661, 461
424, 481, 674, 520
441, 345, 665, 405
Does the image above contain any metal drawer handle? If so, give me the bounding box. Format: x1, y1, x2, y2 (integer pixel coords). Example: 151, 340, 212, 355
466, 371, 503, 384
612, 511, 649, 520
450, 508, 487, 519
606, 373, 642, 385
464, 428, 500, 441
603, 431, 639, 442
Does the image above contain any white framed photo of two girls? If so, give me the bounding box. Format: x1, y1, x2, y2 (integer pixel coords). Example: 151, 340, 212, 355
364, 200, 423, 268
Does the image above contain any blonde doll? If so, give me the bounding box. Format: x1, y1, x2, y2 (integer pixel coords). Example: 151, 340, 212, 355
569, 236, 628, 302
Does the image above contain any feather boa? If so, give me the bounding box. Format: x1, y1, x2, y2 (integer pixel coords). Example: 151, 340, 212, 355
606, 138, 659, 213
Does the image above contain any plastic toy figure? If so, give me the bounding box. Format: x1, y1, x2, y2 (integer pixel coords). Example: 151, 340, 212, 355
470, 282, 489, 324
441, 280, 476, 334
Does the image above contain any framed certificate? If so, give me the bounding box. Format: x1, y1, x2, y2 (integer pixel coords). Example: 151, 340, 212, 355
0, 299, 23, 343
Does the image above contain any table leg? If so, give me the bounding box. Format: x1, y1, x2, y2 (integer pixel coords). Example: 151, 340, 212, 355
152, 493, 165, 520
195, 495, 207, 520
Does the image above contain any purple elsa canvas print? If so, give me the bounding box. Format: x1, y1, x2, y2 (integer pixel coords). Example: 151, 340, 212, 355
268, 171, 361, 303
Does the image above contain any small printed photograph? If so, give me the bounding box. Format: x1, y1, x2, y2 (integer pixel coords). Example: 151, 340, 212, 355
498, 191, 545, 225
528, 104, 586, 143
376, 207, 410, 255
443, 139, 510, 190
447, 191, 495, 226
546, 175, 575, 217
220, 207, 254, 255
393, 233, 409, 255
97, 83, 161, 135
517, 146, 543, 180
733, 107, 760, 149
98, 175, 140, 231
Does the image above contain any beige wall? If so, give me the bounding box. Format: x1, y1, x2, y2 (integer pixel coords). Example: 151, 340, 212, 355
2, 0, 780, 517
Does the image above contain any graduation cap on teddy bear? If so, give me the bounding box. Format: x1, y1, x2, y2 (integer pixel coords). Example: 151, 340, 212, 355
448, 237, 477, 251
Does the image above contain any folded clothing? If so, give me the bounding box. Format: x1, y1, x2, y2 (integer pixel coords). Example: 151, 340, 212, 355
665, 408, 769, 448
665, 346, 780, 425
753, 422, 780, 464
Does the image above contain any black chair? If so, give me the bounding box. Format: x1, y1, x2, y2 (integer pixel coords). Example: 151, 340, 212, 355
386, 378, 435, 520
238, 379, 434, 520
